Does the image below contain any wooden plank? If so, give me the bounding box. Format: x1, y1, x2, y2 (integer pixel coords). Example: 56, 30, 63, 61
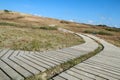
0, 69, 10, 80
9, 51, 40, 75
1, 50, 14, 59
61, 48, 84, 55
42, 52, 70, 62
70, 67, 106, 80
9, 50, 19, 58
1, 50, 32, 77
79, 63, 120, 78
53, 51, 75, 59
65, 70, 93, 80
0, 49, 9, 57
95, 55, 120, 63
0, 60, 24, 80
31, 53, 60, 65
75, 64, 118, 80
58, 49, 78, 57
35, 52, 62, 64
30, 51, 60, 65
89, 57, 120, 68
59, 72, 79, 80
25, 53, 55, 67
47, 51, 71, 60
16, 56, 46, 72
2, 58, 32, 77
84, 61, 120, 73
20, 54, 51, 69
53, 76, 67, 80
11, 57, 40, 74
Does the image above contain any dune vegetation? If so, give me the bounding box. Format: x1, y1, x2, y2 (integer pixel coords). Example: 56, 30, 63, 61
0, 10, 120, 50
63, 24, 120, 47
0, 10, 84, 51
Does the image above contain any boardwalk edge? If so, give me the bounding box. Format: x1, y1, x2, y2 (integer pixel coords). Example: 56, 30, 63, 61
25, 34, 104, 80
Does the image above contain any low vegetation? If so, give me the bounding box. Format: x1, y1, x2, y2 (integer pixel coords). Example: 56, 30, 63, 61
0, 10, 119, 50
63, 24, 120, 47
39, 26, 58, 30
0, 22, 18, 27
84, 30, 112, 35
4, 9, 11, 13
0, 22, 58, 30
60, 20, 70, 24
0, 25, 84, 51
105, 27, 120, 32
96, 24, 108, 27
0, 11, 85, 51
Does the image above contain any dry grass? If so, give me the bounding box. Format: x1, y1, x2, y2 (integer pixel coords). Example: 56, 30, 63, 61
63, 24, 120, 47
0, 10, 119, 48
0, 25, 83, 51
0, 11, 85, 51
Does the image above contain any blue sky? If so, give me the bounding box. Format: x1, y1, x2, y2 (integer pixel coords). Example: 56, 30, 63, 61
0, 0, 120, 27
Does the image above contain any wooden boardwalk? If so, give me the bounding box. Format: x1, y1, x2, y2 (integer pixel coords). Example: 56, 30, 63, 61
1, 28, 119, 80
51, 35, 120, 80
0, 33, 99, 80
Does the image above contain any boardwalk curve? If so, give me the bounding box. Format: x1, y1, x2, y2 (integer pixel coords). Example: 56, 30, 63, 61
52, 34, 120, 80
0, 29, 99, 80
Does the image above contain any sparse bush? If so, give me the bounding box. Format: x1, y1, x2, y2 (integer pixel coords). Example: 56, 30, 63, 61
83, 30, 93, 34
83, 30, 112, 35
60, 20, 70, 24
105, 27, 120, 32
97, 31, 112, 35
0, 22, 16, 26
96, 24, 108, 27
0, 22, 30, 28
4, 9, 11, 13
40, 26, 58, 30
0, 22, 58, 30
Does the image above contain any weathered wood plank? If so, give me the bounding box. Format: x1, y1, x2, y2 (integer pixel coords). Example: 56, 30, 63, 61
16, 55, 46, 71
53, 76, 67, 80
0, 60, 24, 80
71, 67, 106, 80
59, 72, 80, 80
0, 69, 10, 80
65, 70, 93, 80
9, 51, 40, 75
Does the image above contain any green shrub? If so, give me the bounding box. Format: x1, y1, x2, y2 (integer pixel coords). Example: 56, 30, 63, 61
0, 22, 16, 26
96, 24, 108, 27
0, 22, 58, 30
105, 27, 120, 32
4, 9, 11, 13
83, 30, 93, 33
0, 22, 28, 28
40, 26, 57, 30
60, 20, 70, 24
97, 31, 112, 35
84, 30, 112, 35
